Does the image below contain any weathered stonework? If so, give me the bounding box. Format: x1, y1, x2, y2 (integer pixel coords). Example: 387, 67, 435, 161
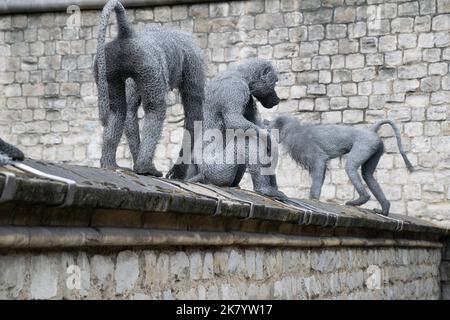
0, 0, 449, 228
0, 247, 442, 300
441, 238, 450, 299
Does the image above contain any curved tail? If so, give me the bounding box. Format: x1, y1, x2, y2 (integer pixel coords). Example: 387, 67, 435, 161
372, 120, 414, 172
96, 0, 134, 126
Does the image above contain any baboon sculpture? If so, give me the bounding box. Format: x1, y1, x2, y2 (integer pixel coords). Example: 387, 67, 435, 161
270, 116, 414, 215
94, 0, 206, 178
186, 58, 286, 199
0, 138, 25, 166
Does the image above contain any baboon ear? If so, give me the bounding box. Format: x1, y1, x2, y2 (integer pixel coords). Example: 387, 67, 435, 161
262, 65, 272, 75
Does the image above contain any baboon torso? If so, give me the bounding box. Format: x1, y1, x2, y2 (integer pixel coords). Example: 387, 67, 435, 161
286, 125, 382, 161
103, 29, 195, 90
202, 71, 256, 133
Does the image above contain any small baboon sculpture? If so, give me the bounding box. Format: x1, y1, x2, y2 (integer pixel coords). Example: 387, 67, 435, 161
187, 58, 286, 199
0, 138, 25, 166
94, 0, 206, 178
270, 116, 414, 215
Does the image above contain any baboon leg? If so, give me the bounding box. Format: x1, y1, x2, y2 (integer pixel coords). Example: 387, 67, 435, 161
230, 164, 246, 187
362, 146, 390, 216
134, 82, 166, 177
248, 164, 286, 199
268, 174, 278, 189
262, 131, 279, 190
167, 89, 203, 179
244, 128, 285, 199
124, 79, 141, 165
100, 79, 127, 169
309, 159, 327, 200
167, 59, 205, 180
184, 163, 199, 180
345, 145, 374, 206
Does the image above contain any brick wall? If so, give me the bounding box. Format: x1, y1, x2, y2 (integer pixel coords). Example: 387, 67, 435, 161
0, 0, 449, 226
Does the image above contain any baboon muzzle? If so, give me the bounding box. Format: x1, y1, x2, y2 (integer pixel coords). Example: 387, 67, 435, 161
256, 91, 280, 108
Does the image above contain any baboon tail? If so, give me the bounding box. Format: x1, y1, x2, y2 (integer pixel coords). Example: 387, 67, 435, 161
96, 0, 134, 126
372, 120, 414, 172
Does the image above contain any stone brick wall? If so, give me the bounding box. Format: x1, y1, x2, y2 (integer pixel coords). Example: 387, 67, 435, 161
0, 246, 442, 299
0, 0, 449, 226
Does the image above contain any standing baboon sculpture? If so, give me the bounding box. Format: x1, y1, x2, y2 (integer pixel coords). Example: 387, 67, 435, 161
0, 138, 25, 166
186, 58, 286, 199
94, 0, 206, 178
270, 115, 414, 215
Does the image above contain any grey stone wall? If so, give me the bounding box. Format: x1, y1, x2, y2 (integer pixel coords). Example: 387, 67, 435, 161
0, 246, 442, 299
0, 0, 449, 226
441, 239, 450, 299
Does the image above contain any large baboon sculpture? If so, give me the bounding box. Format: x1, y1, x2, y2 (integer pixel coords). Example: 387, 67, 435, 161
94, 0, 206, 178
186, 58, 286, 199
270, 116, 414, 215
0, 138, 24, 166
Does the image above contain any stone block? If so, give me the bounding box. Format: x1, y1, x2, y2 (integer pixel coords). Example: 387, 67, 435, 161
30, 255, 58, 299
115, 251, 139, 295
433, 14, 450, 31
399, 2, 420, 16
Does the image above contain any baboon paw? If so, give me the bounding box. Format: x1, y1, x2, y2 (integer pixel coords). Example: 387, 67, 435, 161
166, 164, 186, 179
135, 169, 163, 177
134, 164, 163, 177
165, 167, 176, 179
345, 200, 357, 206
373, 208, 389, 216
345, 195, 370, 206
10, 150, 24, 161
115, 166, 134, 173
272, 191, 288, 201
100, 162, 119, 170
256, 188, 287, 200
186, 174, 204, 183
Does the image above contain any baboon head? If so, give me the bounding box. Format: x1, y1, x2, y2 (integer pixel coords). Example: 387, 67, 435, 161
268, 116, 299, 143
244, 59, 280, 109
270, 115, 297, 131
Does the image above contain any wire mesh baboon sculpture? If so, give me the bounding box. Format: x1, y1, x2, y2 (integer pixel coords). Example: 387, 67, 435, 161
0, 138, 24, 166
270, 116, 414, 215
94, 0, 206, 178
186, 58, 286, 199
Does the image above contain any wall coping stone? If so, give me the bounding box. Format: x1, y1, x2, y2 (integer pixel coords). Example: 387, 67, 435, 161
0, 160, 448, 249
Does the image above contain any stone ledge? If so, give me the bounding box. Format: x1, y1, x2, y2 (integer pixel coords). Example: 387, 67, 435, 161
0, 160, 448, 247
0, 226, 443, 249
